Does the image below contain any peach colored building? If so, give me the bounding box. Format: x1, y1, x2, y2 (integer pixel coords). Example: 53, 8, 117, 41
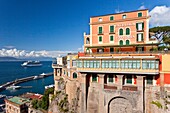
52, 9, 170, 113
84, 9, 158, 53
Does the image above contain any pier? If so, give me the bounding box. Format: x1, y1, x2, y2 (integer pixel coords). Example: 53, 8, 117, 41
0, 72, 53, 92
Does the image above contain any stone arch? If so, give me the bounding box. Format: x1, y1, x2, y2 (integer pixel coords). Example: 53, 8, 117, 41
108, 96, 132, 113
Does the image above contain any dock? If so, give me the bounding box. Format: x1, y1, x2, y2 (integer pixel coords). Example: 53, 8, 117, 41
0, 72, 53, 92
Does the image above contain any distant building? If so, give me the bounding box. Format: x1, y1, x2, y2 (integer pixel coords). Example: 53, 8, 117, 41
21, 92, 43, 100
5, 96, 30, 113
52, 9, 170, 113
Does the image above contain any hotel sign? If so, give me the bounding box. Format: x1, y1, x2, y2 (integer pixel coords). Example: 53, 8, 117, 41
116, 23, 135, 27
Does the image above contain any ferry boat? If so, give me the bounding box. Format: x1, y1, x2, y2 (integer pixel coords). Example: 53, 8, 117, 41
21, 61, 42, 67
6, 85, 21, 90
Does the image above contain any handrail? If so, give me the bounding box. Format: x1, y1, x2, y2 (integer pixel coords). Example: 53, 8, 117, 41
83, 50, 170, 55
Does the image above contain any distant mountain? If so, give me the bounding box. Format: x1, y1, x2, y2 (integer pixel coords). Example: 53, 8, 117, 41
0, 56, 21, 61
0, 56, 53, 61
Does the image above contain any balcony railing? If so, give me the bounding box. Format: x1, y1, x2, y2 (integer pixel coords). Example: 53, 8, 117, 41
81, 50, 170, 56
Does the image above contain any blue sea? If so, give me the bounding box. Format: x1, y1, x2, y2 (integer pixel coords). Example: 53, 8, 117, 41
0, 61, 54, 104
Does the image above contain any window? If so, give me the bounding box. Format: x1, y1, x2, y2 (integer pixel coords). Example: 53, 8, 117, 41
146, 76, 153, 85
138, 12, 142, 17
99, 18, 102, 22
110, 36, 114, 41
119, 40, 123, 45
110, 26, 114, 33
99, 36, 102, 42
108, 75, 114, 83
110, 16, 114, 20
92, 75, 97, 82
119, 28, 123, 35
126, 40, 130, 45
86, 38, 90, 44
126, 28, 130, 35
73, 72, 77, 78
110, 48, 114, 53
98, 27, 103, 34
126, 75, 132, 84
137, 33, 144, 42
142, 60, 158, 69
86, 48, 89, 53
122, 14, 126, 19
136, 23, 144, 31
72, 60, 76, 67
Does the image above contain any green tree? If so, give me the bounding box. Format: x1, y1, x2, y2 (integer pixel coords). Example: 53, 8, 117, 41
149, 26, 170, 42
32, 99, 38, 109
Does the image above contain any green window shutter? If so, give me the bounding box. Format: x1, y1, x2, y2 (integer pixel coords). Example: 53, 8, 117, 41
110, 26, 114, 33
110, 16, 114, 20
126, 28, 130, 35
99, 27, 102, 34
110, 48, 114, 52
136, 23, 138, 30
126, 76, 132, 84
138, 13, 142, 17
110, 36, 114, 41
73, 73, 77, 78
142, 23, 144, 30
141, 34, 144, 41
119, 29, 123, 35
119, 40, 123, 45
108, 75, 113, 82
92, 75, 97, 82
137, 34, 138, 41
99, 36, 102, 42
126, 40, 130, 45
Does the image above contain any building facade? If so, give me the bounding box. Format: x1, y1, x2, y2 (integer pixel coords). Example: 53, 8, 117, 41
5, 97, 30, 113
52, 9, 170, 113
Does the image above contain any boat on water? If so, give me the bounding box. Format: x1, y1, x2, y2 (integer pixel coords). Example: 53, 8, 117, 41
6, 85, 21, 90
40, 73, 46, 76
0, 95, 5, 99
21, 61, 42, 67
45, 84, 54, 89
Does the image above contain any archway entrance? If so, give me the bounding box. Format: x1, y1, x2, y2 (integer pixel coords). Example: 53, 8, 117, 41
108, 97, 132, 113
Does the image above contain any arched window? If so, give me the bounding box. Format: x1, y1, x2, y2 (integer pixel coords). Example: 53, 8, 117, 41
126, 28, 130, 35
126, 40, 130, 45
86, 38, 90, 44
119, 40, 123, 45
73, 72, 77, 78
119, 28, 123, 35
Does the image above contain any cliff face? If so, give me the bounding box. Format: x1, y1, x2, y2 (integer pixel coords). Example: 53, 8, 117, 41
48, 78, 80, 113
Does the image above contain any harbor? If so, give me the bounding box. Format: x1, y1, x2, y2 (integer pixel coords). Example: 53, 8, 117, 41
0, 72, 53, 92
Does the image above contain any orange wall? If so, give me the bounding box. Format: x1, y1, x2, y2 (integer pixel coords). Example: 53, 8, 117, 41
164, 74, 170, 84
88, 10, 149, 47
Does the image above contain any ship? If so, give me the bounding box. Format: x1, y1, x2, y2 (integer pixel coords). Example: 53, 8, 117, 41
21, 61, 42, 67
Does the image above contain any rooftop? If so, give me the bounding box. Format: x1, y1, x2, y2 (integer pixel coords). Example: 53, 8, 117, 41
8, 96, 30, 105
91, 9, 148, 18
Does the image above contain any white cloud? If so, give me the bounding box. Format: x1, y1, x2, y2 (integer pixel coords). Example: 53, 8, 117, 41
115, 9, 124, 13
0, 48, 76, 58
138, 5, 146, 10
3, 46, 15, 49
149, 6, 170, 27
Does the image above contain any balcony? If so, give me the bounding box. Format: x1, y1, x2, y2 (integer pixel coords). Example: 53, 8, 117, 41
52, 64, 63, 69
122, 85, 138, 91
104, 84, 117, 90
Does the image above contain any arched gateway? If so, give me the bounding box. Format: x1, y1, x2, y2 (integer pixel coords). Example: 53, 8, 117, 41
108, 97, 132, 113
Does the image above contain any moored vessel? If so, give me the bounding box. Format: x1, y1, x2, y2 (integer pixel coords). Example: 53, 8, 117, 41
21, 61, 42, 67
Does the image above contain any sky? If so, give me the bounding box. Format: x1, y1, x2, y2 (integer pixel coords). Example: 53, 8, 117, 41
0, 0, 170, 58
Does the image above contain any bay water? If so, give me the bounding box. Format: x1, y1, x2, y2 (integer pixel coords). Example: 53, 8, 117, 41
0, 61, 54, 104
